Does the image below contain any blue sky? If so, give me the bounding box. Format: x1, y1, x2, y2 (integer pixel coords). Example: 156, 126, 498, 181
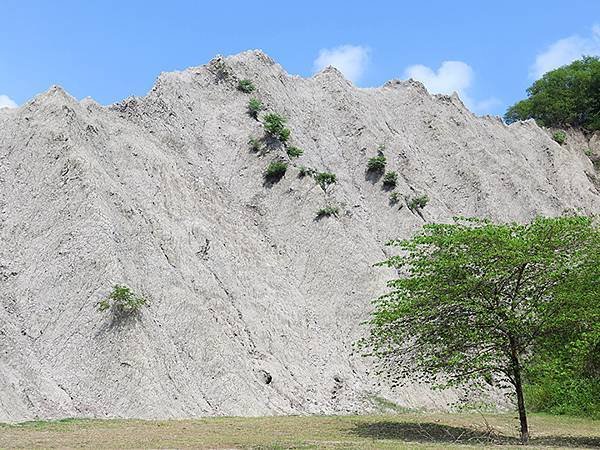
1, 1, 599, 115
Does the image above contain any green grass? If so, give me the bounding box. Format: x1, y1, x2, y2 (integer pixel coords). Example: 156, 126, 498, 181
1, 413, 598, 449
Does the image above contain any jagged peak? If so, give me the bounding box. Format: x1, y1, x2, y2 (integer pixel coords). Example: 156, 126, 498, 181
27, 85, 78, 109
226, 49, 277, 66
312, 65, 352, 86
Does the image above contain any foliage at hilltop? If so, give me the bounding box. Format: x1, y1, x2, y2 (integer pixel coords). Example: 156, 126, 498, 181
505, 56, 600, 131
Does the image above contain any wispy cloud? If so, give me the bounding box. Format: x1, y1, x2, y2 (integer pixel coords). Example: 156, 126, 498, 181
530, 24, 600, 79
313, 45, 370, 83
404, 61, 500, 114
0, 94, 17, 109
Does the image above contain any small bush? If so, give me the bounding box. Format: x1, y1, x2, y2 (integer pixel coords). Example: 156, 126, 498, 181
367, 154, 387, 172
314, 172, 337, 190
383, 171, 398, 188
389, 192, 400, 204
553, 131, 567, 145
286, 146, 304, 158
248, 98, 264, 118
264, 113, 285, 132
264, 113, 291, 142
248, 137, 262, 152
298, 166, 316, 178
278, 128, 291, 143
407, 194, 429, 210
97, 284, 148, 315
211, 59, 230, 81
238, 79, 256, 93
316, 205, 340, 218
264, 161, 287, 181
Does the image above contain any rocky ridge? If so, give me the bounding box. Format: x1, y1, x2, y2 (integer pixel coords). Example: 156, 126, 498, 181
0, 50, 598, 421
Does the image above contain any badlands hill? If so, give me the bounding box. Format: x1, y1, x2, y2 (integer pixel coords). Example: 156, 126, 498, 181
0, 50, 598, 422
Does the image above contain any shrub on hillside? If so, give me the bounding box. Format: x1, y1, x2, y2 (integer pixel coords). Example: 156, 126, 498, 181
211, 58, 231, 81
552, 131, 567, 145
314, 171, 337, 190
97, 284, 148, 316
263, 113, 291, 142
316, 205, 340, 218
367, 154, 387, 172
264, 161, 287, 181
298, 166, 316, 178
407, 194, 429, 211
389, 191, 401, 204
383, 171, 398, 188
248, 98, 264, 119
248, 137, 262, 152
238, 79, 256, 93
286, 146, 304, 158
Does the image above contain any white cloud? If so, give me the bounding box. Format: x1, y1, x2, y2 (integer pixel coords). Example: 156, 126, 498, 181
0, 94, 17, 109
404, 61, 500, 114
405, 61, 473, 96
313, 45, 369, 83
530, 25, 600, 79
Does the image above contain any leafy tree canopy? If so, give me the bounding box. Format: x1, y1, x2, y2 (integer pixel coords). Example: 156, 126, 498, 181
359, 216, 600, 443
505, 56, 600, 131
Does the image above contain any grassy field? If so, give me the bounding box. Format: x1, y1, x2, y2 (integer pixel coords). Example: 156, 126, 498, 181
1, 412, 598, 449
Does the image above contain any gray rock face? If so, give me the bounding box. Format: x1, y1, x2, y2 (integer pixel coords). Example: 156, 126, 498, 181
1, 50, 598, 421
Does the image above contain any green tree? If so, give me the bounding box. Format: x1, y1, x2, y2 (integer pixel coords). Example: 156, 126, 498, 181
504, 56, 600, 131
359, 216, 600, 443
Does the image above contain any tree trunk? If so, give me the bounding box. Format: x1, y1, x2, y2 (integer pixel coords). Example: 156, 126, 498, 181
509, 336, 529, 444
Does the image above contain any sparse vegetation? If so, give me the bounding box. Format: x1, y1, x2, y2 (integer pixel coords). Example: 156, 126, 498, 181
247, 98, 264, 119
383, 171, 398, 188
278, 127, 291, 143
298, 166, 316, 178
552, 131, 567, 145
237, 79, 256, 93
314, 171, 337, 190
97, 284, 148, 316
211, 59, 230, 81
389, 191, 401, 204
264, 160, 287, 181
248, 137, 262, 152
408, 194, 429, 210
367, 154, 387, 172
263, 113, 291, 142
286, 146, 303, 158
316, 204, 340, 218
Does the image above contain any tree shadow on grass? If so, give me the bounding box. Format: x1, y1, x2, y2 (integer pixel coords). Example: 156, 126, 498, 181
351, 421, 600, 448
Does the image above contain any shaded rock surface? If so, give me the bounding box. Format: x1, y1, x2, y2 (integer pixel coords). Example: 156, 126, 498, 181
1, 50, 599, 421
